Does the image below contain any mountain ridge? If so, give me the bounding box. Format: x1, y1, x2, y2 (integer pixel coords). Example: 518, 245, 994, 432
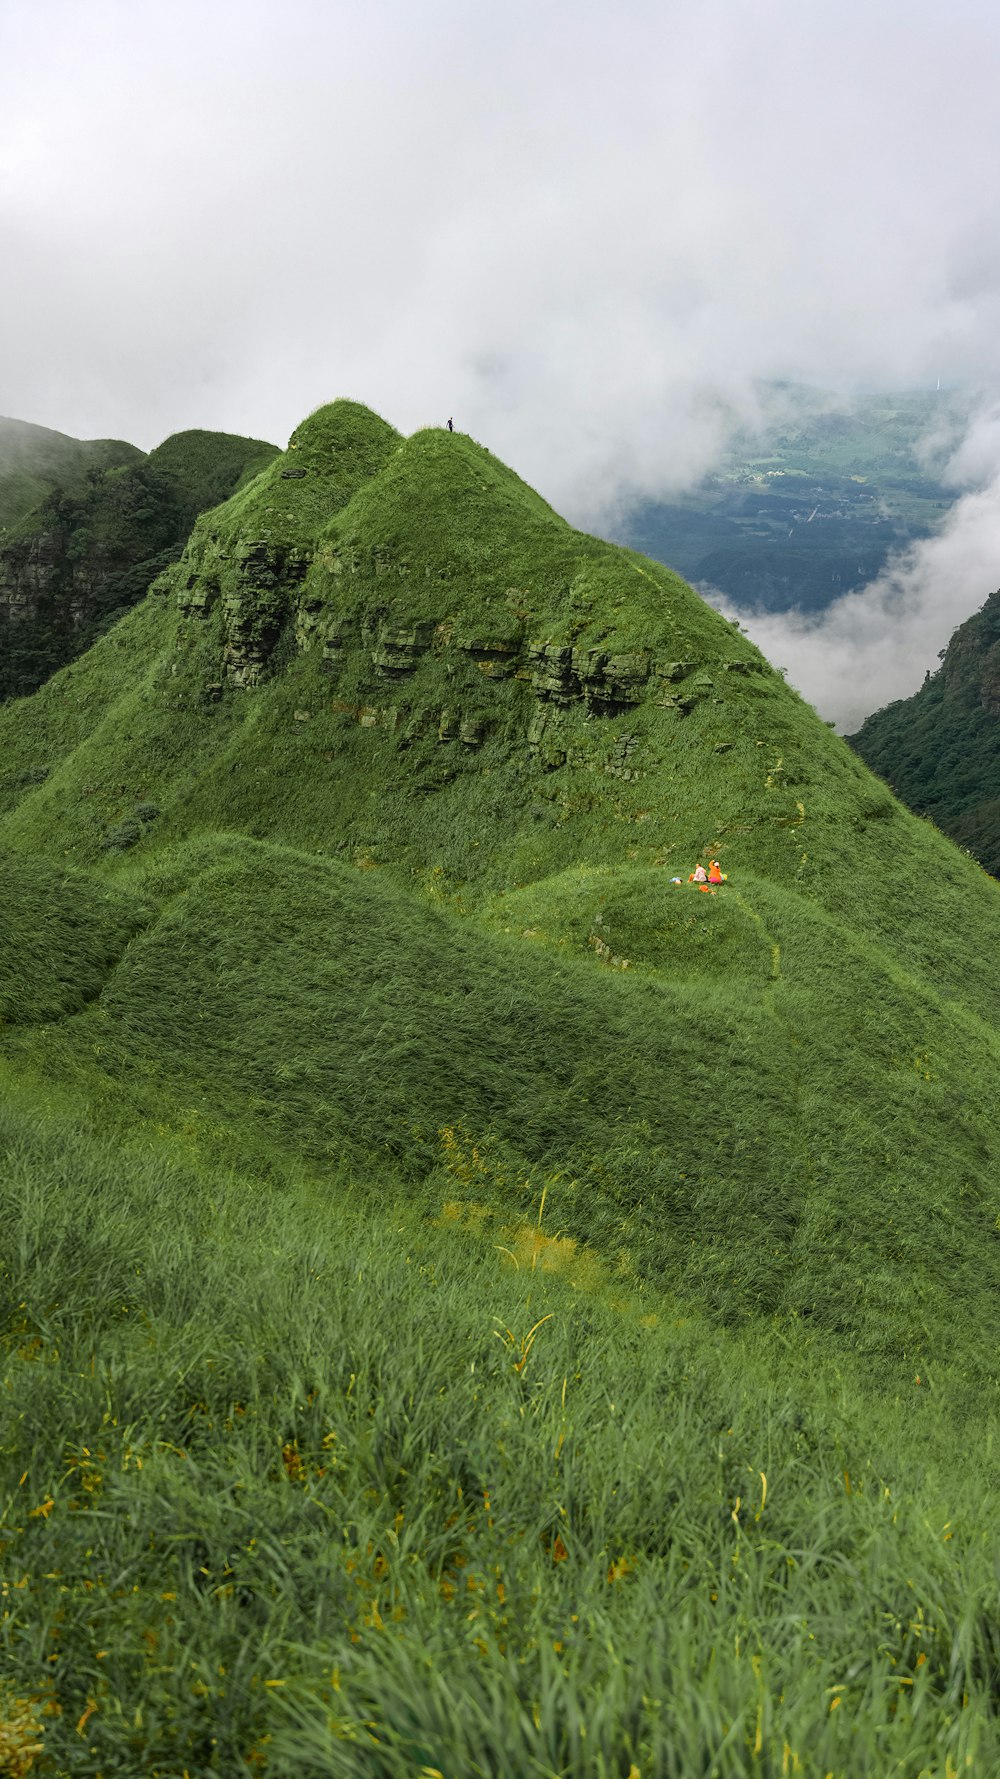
0, 413, 142, 529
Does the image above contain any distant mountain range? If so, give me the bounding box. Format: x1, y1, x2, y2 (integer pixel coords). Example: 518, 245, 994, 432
0, 417, 277, 700
850, 585, 1000, 875
613, 384, 966, 613
0, 415, 143, 527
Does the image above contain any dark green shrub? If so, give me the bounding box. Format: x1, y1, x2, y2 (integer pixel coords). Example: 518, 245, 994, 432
101, 817, 142, 852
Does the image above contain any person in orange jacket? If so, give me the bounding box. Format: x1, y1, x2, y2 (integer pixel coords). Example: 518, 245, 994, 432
707, 860, 723, 884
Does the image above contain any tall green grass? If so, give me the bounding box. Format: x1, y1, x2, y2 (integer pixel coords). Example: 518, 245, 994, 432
0, 854, 148, 1023
1, 1082, 997, 1777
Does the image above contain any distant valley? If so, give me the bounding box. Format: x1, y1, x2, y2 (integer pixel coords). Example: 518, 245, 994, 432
614, 383, 965, 613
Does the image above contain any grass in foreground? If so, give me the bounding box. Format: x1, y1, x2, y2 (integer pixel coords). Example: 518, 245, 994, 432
0, 1080, 996, 1778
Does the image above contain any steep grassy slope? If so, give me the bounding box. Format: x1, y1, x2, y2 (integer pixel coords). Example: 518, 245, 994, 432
3, 398, 1000, 1773
851, 585, 1000, 876
0, 416, 141, 529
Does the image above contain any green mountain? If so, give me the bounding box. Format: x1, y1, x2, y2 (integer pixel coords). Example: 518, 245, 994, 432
0, 415, 143, 528
147, 427, 282, 520
2, 399, 999, 1774
614, 385, 960, 612
850, 585, 1000, 876
0, 424, 278, 702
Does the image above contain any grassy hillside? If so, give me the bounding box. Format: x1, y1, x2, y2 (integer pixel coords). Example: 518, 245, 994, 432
850, 585, 1000, 877
147, 428, 278, 525
0, 417, 142, 530
0, 853, 148, 1022
2, 398, 1000, 1774
615, 384, 961, 614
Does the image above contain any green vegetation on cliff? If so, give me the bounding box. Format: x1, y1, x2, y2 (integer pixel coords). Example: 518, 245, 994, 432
0, 415, 141, 529
850, 586, 1000, 877
1, 398, 999, 1774
0, 424, 277, 703
147, 428, 281, 522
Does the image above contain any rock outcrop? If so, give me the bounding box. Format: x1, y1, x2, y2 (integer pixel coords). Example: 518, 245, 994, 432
0, 429, 279, 702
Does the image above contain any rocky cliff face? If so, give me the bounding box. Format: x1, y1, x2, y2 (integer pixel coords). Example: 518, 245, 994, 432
0, 471, 187, 701
0, 527, 72, 622
0, 490, 175, 630
0, 430, 277, 702
158, 404, 769, 812
177, 533, 313, 687
178, 542, 761, 775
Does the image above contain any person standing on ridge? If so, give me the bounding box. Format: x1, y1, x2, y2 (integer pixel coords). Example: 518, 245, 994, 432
447, 417, 454, 432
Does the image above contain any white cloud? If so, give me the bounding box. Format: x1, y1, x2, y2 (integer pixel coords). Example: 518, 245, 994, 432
3, 0, 1000, 522
710, 406, 1000, 730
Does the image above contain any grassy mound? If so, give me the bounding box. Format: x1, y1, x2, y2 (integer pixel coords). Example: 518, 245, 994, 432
147, 428, 278, 523
0, 830, 995, 1388
0, 850, 148, 1022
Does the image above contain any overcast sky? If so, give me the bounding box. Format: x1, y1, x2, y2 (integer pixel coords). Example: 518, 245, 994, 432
4, 0, 1000, 721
